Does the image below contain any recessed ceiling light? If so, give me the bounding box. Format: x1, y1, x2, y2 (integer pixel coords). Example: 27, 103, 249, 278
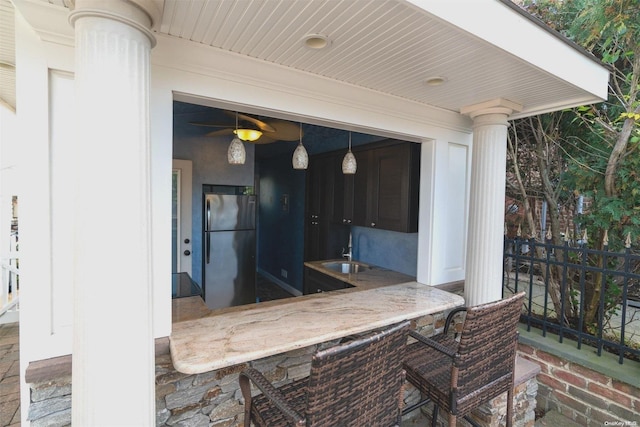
424, 76, 447, 86
303, 34, 330, 50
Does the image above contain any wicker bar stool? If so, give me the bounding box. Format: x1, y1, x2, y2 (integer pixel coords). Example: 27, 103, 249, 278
402, 292, 525, 427
239, 320, 410, 427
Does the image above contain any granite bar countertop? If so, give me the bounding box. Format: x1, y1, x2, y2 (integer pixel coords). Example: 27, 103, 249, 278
170, 282, 464, 374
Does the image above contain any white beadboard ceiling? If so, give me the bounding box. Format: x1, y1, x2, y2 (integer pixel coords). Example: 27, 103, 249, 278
156, 0, 606, 118
0, 0, 16, 111
22, 0, 607, 120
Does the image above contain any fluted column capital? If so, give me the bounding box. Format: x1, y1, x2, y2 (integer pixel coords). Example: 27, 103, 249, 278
68, 0, 160, 47
461, 98, 523, 122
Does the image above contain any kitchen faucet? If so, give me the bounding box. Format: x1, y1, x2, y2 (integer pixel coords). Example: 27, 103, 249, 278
342, 232, 353, 262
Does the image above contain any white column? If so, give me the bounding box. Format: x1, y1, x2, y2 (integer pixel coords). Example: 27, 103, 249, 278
68, 1, 159, 424
461, 99, 521, 306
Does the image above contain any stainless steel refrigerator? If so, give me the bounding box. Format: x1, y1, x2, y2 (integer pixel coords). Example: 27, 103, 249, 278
203, 191, 256, 309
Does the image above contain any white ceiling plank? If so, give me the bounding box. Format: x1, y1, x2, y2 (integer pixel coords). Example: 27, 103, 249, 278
25, 0, 609, 118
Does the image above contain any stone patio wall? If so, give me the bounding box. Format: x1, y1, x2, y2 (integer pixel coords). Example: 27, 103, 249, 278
23, 312, 540, 427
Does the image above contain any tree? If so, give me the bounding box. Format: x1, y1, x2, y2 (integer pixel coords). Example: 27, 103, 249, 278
509, 0, 640, 328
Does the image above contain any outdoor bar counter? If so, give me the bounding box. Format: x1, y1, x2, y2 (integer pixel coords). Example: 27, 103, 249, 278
170, 281, 465, 374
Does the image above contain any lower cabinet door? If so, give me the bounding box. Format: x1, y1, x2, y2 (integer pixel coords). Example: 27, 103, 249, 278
304, 267, 352, 294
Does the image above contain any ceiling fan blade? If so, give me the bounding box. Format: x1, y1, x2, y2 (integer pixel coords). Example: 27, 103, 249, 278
266, 120, 303, 141
224, 110, 276, 133
189, 121, 232, 128
250, 135, 277, 144
205, 129, 234, 137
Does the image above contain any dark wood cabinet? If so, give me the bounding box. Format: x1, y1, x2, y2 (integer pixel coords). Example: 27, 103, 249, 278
305, 154, 340, 261
304, 267, 353, 294
332, 151, 355, 225
362, 142, 420, 232
305, 140, 420, 260
349, 140, 420, 232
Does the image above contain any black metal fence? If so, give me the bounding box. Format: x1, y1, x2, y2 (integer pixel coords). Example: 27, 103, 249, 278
503, 236, 640, 364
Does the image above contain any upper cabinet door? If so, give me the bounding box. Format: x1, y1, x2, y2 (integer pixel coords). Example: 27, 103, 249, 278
304, 154, 337, 261
352, 141, 420, 233
309, 139, 420, 235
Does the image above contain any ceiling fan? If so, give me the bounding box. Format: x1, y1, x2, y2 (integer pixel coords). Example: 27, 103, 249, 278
189, 111, 302, 144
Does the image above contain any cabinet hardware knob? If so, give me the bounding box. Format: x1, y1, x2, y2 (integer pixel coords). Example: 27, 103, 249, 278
183, 250, 191, 256
184, 238, 190, 244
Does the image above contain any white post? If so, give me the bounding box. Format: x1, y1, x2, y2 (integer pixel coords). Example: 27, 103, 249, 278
69, 0, 160, 424
461, 99, 521, 306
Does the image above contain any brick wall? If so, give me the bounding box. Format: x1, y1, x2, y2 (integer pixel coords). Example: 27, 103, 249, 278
518, 342, 640, 425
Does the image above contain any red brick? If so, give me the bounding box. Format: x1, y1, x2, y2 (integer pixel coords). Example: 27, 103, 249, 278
612, 379, 640, 399
520, 354, 550, 374
554, 369, 587, 388
609, 401, 638, 422
538, 372, 567, 392
587, 382, 632, 408
570, 362, 609, 386
518, 343, 535, 355
574, 413, 588, 426
568, 385, 608, 409
533, 359, 550, 375
554, 390, 589, 414
590, 406, 623, 424
536, 350, 567, 368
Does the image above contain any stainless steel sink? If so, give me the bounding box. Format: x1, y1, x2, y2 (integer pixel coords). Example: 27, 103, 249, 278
322, 261, 371, 274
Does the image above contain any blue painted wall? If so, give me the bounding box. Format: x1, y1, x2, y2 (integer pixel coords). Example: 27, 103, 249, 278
256, 155, 306, 292
352, 227, 418, 277
173, 113, 255, 287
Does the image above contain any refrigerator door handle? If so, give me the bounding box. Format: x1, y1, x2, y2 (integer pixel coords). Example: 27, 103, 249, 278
206, 199, 211, 264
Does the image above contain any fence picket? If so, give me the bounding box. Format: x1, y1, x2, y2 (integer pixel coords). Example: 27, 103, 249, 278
503, 236, 639, 364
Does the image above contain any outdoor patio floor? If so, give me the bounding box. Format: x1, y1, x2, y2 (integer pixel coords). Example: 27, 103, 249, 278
0, 322, 20, 427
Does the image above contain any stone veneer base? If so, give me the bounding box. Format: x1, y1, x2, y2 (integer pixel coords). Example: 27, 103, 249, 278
24, 314, 540, 427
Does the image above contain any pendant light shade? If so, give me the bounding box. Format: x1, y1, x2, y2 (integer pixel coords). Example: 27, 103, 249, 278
227, 136, 246, 165
292, 123, 308, 169
228, 112, 246, 165
342, 132, 357, 174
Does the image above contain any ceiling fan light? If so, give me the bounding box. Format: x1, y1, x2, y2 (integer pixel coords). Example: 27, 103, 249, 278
227, 137, 246, 165
292, 142, 308, 170
234, 128, 262, 142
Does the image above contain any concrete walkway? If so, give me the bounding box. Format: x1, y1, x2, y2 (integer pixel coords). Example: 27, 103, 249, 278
0, 322, 20, 427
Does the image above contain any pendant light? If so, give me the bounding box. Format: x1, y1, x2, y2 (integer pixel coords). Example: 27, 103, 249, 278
227, 112, 246, 165
342, 132, 357, 174
292, 122, 308, 170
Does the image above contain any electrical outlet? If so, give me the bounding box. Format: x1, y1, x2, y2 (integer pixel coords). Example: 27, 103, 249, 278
281, 269, 288, 278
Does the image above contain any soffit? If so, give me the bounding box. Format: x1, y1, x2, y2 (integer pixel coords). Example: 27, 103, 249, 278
0, 0, 16, 111
157, 0, 606, 118
22, 0, 608, 120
